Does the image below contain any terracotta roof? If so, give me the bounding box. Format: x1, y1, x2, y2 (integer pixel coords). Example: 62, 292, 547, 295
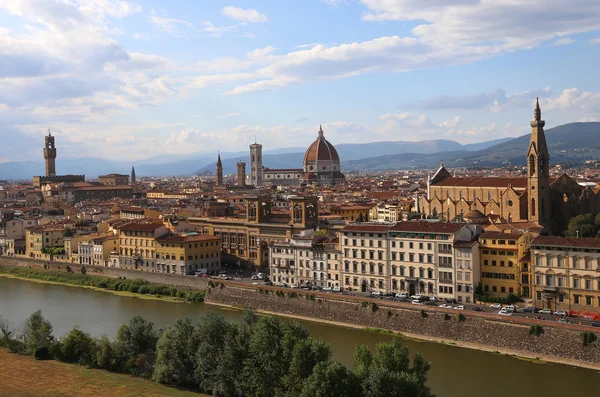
303, 127, 340, 164
341, 225, 392, 232
156, 233, 219, 243
480, 231, 523, 240
532, 236, 600, 249
390, 221, 465, 234
118, 221, 164, 232
431, 176, 528, 188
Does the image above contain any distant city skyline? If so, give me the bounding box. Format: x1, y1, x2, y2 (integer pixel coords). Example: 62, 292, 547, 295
1, 0, 600, 162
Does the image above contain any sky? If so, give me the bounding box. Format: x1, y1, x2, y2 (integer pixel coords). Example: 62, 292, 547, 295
1, 0, 600, 163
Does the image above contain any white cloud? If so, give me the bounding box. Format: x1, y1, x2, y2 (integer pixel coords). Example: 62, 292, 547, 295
132, 32, 147, 40
539, 88, 600, 114
222, 6, 268, 23
150, 15, 193, 35
201, 21, 239, 37
439, 116, 461, 128
590, 38, 600, 44
409, 87, 553, 111
552, 37, 575, 46
216, 112, 241, 119
322, 0, 348, 7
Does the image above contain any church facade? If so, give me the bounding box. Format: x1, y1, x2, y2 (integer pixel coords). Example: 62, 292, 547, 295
421, 101, 600, 234
250, 126, 346, 186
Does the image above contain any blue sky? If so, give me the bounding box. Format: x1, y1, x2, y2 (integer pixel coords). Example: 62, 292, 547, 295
1, 0, 600, 162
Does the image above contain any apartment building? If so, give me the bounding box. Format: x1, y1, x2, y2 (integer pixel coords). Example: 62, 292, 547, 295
269, 237, 342, 289
531, 236, 600, 313
369, 204, 403, 222
25, 225, 65, 258
78, 235, 119, 267
479, 231, 532, 299
339, 222, 477, 301
116, 221, 168, 270
155, 233, 221, 275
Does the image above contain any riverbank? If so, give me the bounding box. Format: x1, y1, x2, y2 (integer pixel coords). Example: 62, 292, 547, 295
0, 349, 205, 397
0, 266, 204, 304
205, 300, 600, 371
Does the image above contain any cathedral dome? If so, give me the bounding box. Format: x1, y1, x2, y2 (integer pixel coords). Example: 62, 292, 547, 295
303, 126, 340, 167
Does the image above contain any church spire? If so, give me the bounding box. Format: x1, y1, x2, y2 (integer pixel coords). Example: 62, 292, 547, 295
318, 125, 324, 139
216, 152, 223, 186
217, 151, 222, 166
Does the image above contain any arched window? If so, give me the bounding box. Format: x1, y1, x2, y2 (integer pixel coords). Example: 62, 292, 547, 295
531, 198, 536, 216
529, 155, 536, 176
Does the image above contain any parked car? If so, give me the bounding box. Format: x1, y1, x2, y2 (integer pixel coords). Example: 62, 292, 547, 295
444, 298, 457, 304
291, 284, 301, 289
411, 299, 423, 305
453, 305, 465, 310
410, 294, 422, 300
520, 306, 537, 313
502, 305, 515, 312
539, 308, 552, 315
371, 291, 382, 297
251, 274, 259, 280
395, 292, 408, 299
439, 304, 452, 309
257, 273, 265, 280
554, 310, 568, 317
471, 307, 484, 312
322, 287, 332, 292
429, 296, 437, 302
558, 318, 569, 324
333, 286, 341, 292
490, 303, 502, 309
498, 310, 513, 316
591, 321, 600, 327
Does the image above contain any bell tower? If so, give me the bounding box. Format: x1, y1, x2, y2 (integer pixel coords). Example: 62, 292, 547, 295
250, 142, 263, 187
216, 152, 223, 186
527, 98, 550, 229
44, 130, 57, 177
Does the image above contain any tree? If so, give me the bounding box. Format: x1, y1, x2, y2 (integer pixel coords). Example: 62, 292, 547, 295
242, 316, 309, 397
195, 311, 233, 394
357, 340, 433, 397
95, 336, 114, 370
564, 213, 597, 237
60, 326, 97, 367
153, 317, 199, 387
114, 315, 160, 377
353, 344, 373, 380
300, 361, 361, 397
283, 338, 332, 397
22, 310, 54, 356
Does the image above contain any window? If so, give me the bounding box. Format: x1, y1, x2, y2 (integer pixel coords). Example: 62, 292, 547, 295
457, 271, 463, 281
574, 279, 580, 289
484, 285, 489, 292
587, 296, 593, 305
574, 295, 580, 305
586, 279, 592, 290
536, 275, 542, 285
492, 286, 497, 292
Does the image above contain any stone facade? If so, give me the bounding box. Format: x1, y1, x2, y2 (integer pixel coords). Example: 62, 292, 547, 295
421, 102, 600, 234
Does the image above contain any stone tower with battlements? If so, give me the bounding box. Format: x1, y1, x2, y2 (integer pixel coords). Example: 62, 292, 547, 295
237, 161, 246, 186
44, 131, 57, 177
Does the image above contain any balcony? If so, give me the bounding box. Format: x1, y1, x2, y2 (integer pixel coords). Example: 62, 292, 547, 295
439, 278, 453, 284
438, 262, 453, 268
439, 249, 452, 254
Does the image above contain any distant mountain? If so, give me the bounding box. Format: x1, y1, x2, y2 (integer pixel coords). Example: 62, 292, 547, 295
0, 135, 519, 180
197, 138, 513, 175
343, 122, 600, 171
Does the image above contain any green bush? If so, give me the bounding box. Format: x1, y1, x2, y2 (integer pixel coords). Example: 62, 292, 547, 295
528, 325, 544, 337
34, 346, 52, 360
581, 332, 597, 346
420, 309, 428, 319
457, 313, 466, 322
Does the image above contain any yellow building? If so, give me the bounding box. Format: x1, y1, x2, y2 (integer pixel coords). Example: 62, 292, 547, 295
329, 205, 370, 222
479, 231, 532, 298
116, 221, 168, 271
531, 236, 600, 312
155, 233, 221, 275
25, 225, 64, 258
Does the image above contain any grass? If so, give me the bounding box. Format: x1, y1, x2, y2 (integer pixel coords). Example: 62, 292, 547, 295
0, 266, 205, 304
0, 348, 206, 397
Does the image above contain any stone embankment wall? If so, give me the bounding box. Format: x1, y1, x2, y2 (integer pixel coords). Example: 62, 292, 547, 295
0, 256, 209, 291
2, 255, 600, 366
205, 284, 600, 366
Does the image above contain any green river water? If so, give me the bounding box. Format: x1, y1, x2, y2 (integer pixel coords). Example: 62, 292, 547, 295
1, 276, 599, 396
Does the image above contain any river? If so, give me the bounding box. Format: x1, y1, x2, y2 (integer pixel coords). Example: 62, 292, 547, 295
1, 276, 599, 396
